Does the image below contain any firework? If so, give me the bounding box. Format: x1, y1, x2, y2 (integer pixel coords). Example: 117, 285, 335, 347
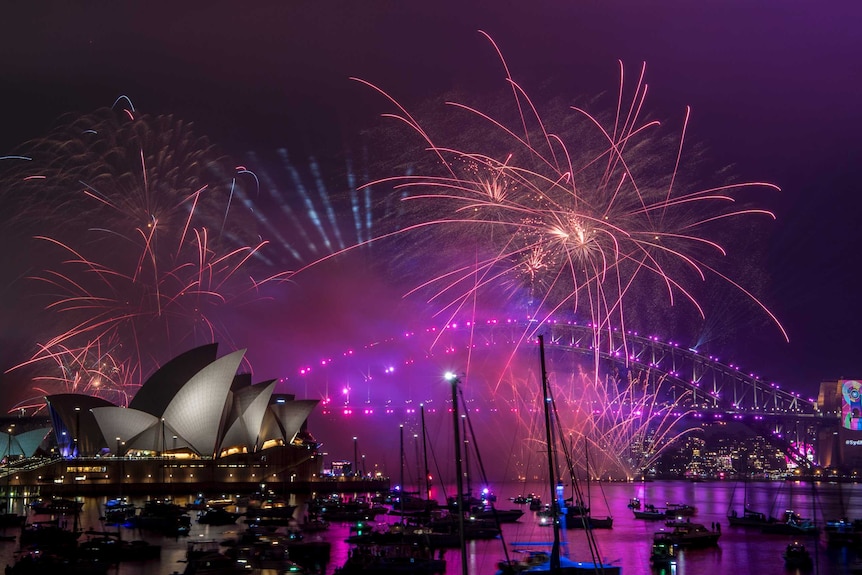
353, 31, 788, 371
3, 101, 290, 407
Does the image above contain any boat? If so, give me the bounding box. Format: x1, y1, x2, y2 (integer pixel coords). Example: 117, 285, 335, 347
181, 550, 243, 575
469, 505, 524, 523
197, 507, 242, 525
726, 475, 770, 528
309, 495, 385, 522
425, 509, 501, 540
761, 510, 819, 535
28, 497, 83, 514
131, 499, 192, 535
78, 530, 162, 562
564, 513, 614, 530
19, 519, 82, 546
244, 498, 297, 522
6, 547, 110, 575
511, 493, 539, 505
655, 522, 720, 548
346, 521, 460, 549
562, 440, 613, 530
727, 506, 772, 528
783, 541, 813, 569
496, 548, 621, 575
649, 531, 677, 565
103, 497, 136, 523
333, 540, 445, 575
665, 503, 696, 517
220, 526, 331, 573
824, 518, 862, 546
632, 504, 667, 520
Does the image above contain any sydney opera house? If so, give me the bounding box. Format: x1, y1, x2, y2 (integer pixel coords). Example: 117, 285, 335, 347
2, 344, 335, 496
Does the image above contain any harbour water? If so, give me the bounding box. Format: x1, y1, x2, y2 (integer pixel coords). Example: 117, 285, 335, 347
2, 479, 861, 574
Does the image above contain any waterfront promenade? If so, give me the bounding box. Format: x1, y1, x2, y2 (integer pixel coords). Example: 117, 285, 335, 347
1, 447, 391, 498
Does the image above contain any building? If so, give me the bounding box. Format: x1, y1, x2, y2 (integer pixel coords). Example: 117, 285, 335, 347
3, 344, 335, 496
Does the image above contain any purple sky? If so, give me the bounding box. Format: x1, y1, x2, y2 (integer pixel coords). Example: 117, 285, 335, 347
1, 2, 860, 466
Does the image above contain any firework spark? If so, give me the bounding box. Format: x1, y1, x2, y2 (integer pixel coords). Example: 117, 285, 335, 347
2, 102, 290, 408
352, 31, 787, 375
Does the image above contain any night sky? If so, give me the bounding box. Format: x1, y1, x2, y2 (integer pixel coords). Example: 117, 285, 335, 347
1, 2, 860, 466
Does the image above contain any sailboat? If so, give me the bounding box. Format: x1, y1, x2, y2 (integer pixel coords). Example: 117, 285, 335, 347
564, 440, 613, 530
495, 335, 620, 575
726, 464, 771, 528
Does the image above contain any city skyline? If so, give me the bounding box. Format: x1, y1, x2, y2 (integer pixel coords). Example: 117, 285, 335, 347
1, 2, 860, 416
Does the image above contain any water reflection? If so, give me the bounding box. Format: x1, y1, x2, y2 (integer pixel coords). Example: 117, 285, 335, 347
0, 480, 860, 574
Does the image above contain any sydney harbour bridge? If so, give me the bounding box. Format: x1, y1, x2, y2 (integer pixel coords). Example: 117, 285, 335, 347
301, 318, 832, 470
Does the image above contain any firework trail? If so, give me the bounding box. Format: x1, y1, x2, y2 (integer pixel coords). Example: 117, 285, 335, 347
1, 100, 290, 408
349, 31, 787, 382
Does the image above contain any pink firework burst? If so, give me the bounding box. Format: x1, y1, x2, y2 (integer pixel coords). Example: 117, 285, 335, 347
4, 102, 289, 409
351, 31, 787, 373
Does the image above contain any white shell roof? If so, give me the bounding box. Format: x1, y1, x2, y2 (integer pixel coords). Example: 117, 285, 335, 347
91, 406, 159, 452
220, 380, 276, 452
129, 343, 218, 416
162, 349, 245, 457
270, 399, 320, 443
0, 428, 51, 458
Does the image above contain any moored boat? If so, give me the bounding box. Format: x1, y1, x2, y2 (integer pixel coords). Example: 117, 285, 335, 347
655, 522, 720, 548
564, 514, 614, 530
333, 540, 445, 575
824, 518, 862, 546
665, 503, 696, 517
19, 519, 81, 546
132, 499, 192, 536
78, 531, 162, 562
727, 506, 772, 528
103, 497, 136, 523
469, 505, 524, 523
761, 510, 819, 535
633, 504, 666, 520
495, 549, 621, 575
650, 531, 677, 565
28, 497, 83, 515
198, 507, 242, 525
783, 541, 812, 569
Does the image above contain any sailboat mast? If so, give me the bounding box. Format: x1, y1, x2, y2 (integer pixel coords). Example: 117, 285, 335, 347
447, 373, 469, 575
463, 417, 472, 500
539, 335, 561, 571
421, 404, 431, 502
399, 424, 406, 519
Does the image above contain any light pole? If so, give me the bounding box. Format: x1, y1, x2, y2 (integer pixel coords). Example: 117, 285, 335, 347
116, 437, 124, 496
353, 437, 358, 477
5, 427, 12, 514
74, 406, 81, 458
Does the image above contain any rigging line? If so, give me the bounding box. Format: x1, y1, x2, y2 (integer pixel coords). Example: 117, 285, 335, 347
457, 386, 513, 562
550, 376, 607, 568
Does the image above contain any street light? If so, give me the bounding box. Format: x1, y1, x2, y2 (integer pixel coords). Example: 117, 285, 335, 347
74, 407, 81, 458
353, 437, 358, 477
